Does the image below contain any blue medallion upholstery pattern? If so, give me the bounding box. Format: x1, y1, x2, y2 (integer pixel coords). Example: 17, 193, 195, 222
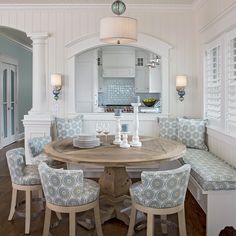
6, 148, 41, 185
177, 118, 208, 151
181, 148, 236, 191
28, 136, 52, 157
130, 164, 191, 208
159, 118, 178, 140
38, 162, 100, 207
55, 115, 83, 140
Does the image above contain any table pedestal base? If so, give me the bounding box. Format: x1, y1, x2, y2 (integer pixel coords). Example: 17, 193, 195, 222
77, 167, 135, 229
99, 167, 132, 197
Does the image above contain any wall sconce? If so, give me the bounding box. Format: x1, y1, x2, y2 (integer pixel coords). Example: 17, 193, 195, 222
51, 74, 62, 100
176, 75, 187, 102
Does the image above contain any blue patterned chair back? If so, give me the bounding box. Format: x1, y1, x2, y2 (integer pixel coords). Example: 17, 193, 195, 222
38, 162, 99, 207
130, 164, 191, 209
6, 148, 25, 185
28, 136, 52, 157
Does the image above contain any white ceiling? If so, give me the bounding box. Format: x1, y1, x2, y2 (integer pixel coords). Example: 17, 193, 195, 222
0, 0, 195, 4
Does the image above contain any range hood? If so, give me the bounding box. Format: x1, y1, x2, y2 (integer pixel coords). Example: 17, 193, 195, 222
103, 67, 135, 78
102, 46, 135, 78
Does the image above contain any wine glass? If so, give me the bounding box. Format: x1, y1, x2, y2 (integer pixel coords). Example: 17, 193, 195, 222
96, 122, 103, 136
103, 122, 110, 145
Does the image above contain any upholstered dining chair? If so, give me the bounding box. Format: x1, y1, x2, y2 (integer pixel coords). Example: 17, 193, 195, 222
6, 148, 43, 234
38, 162, 103, 236
127, 164, 191, 236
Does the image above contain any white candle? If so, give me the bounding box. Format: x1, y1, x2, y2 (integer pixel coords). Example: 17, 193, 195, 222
136, 96, 140, 103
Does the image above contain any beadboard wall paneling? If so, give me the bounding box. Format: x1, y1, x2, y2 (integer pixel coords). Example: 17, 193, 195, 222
0, 6, 196, 117
207, 128, 236, 168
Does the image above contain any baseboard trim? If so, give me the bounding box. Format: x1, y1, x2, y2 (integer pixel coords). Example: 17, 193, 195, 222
17, 133, 24, 141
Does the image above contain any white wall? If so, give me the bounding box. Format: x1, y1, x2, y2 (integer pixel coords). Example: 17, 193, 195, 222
194, 0, 236, 167
0, 4, 197, 118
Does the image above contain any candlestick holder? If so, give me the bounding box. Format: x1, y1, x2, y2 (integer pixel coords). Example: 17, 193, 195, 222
130, 103, 142, 147
113, 116, 122, 145
120, 132, 130, 148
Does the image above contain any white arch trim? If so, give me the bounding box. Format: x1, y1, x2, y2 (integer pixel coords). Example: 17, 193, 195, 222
66, 33, 172, 59
66, 33, 172, 116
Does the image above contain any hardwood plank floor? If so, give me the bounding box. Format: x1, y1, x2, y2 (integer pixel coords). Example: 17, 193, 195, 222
0, 141, 206, 236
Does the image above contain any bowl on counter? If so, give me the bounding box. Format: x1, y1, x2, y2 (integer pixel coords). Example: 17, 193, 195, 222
142, 99, 158, 107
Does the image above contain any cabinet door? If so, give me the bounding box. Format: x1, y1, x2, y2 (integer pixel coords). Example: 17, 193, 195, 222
135, 67, 149, 92
149, 66, 161, 93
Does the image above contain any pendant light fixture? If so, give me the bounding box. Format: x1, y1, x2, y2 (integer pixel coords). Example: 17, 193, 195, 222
100, 0, 137, 45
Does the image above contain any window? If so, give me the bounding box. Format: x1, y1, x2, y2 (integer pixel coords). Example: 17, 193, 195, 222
226, 32, 236, 135
204, 27, 236, 137
204, 41, 222, 127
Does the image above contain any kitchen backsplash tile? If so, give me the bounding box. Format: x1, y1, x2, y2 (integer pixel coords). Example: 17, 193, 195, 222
99, 78, 135, 105
98, 78, 161, 106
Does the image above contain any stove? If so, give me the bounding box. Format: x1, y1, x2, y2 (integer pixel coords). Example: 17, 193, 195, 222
104, 105, 133, 113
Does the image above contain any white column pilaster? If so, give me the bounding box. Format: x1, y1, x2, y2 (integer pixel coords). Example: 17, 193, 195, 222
28, 33, 49, 114
23, 32, 52, 164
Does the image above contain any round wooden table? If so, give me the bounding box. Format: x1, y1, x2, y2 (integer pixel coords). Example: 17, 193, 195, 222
44, 136, 186, 226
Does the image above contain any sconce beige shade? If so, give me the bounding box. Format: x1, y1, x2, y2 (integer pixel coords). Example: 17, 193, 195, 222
51, 74, 62, 87
100, 16, 137, 44
176, 75, 187, 88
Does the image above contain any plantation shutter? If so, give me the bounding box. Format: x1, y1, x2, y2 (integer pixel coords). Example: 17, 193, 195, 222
226, 36, 236, 135
205, 45, 222, 121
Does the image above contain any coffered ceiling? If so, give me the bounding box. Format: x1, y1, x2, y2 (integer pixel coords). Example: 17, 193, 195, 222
0, 0, 195, 4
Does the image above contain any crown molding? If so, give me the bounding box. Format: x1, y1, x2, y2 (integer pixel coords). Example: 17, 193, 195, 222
0, 32, 32, 51
199, 1, 236, 33
191, 0, 206, 10
0, 3, 194, 11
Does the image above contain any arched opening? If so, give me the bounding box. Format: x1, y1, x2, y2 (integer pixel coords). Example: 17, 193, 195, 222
65, 33, 172, 116
0, 26, 32, 148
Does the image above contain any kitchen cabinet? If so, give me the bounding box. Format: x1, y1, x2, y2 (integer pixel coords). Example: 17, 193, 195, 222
135, 64, 161, 93
102, 47, 135, 78
135, 66, 149, 92
149, 65, 161, 93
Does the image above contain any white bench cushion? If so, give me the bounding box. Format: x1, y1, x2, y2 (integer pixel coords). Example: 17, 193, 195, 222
181, 148, 236, 191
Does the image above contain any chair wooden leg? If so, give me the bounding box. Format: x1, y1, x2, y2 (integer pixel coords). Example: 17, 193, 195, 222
161, 215, 167, 234
127, 205, 137, 236
94, 202, 103, 236
25, 190, 31, 234
56, 212, 62, 221
69, 212, 76, 236
178, 208, 187, 236
147, 213, 154, 236
43, 207, 51, 236
8, 188, 17, 221
38, 189, 44, 210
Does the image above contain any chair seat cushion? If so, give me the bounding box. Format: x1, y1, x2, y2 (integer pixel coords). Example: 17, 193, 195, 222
181, 148, 236, 191
21, 165, 41, 186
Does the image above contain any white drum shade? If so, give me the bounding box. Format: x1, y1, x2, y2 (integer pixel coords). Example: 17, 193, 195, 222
176, 75, 187, 88
100, 16, 137, 44
51, 74, 62, 87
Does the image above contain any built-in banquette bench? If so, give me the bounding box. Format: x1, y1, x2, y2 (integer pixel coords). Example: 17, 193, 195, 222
159, 118, 236, 236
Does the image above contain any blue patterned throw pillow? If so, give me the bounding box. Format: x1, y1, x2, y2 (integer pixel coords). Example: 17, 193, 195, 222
56, 115, 83, 140
177, 118, 208, 151
28, 136, 52, 157
159, 118, 178, 140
